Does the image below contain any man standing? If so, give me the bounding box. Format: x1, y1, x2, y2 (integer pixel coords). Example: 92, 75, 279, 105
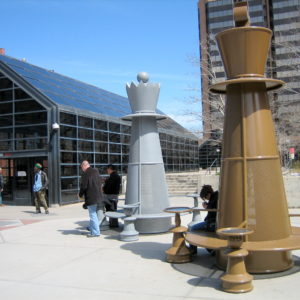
79, 160, 104, 237
103, 164, 121, 227
0, 167, 4, 206
33, 163, 49, 214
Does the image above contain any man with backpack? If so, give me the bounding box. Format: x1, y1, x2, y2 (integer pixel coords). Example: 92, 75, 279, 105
33, 163, 49, 214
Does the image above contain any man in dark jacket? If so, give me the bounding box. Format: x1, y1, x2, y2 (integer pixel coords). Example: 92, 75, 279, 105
103, 164, 121, 227
79, 160, 103, 237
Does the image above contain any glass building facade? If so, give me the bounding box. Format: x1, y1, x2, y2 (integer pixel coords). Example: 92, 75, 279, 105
198, 0, 300, 158
0, 54, 199, 206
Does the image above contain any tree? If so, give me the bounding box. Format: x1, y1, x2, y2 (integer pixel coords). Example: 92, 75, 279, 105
185, 34, 300, 167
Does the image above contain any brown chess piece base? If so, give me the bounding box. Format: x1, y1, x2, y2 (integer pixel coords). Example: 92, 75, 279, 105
221, 248, 253, 293
165, 209, 192, 263
217, 227, 253, 293
165, 226, 192, 263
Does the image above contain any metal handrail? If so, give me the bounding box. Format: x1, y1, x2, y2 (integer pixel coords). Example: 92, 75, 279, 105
205, 158, 218, 175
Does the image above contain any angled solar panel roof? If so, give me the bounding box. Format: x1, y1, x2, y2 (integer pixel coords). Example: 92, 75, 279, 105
0, 54, 196, 138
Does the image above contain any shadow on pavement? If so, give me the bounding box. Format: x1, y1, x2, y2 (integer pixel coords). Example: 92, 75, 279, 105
57, 229, 87, 235
187, 277, 222, 291
121, 241, 169, 261
172, 249, 300, 281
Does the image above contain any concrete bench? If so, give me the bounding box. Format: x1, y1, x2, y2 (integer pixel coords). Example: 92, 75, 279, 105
185, 226, 300, 252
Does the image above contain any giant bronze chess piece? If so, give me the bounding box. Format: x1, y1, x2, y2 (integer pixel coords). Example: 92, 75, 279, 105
185, 1, 300, 286
208, 2, 300, 273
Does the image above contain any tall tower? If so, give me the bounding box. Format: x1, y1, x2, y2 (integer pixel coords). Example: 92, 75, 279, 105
198, 0, 300, 152
123, 72, 171, 234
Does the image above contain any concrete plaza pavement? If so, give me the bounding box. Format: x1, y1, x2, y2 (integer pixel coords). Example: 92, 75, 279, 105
1, 196, 300, 300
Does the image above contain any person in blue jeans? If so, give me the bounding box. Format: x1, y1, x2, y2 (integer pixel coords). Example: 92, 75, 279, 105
79, 161, 104, 237
189, 185, 219, 254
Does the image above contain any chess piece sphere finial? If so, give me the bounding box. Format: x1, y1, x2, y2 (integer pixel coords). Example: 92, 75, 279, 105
137, 72, 149, 83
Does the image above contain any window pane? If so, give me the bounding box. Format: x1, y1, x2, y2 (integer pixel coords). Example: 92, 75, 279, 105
61, 152, 77, 163
109, 122, 120, 133
15, 138, 47, 150
95, 119, 107, 130
0, 78, 13, 89
95, 154, 108, 164
95, 131, 108, 141
121, 125, 131, 134
78, 128, 93, 140
0, 115, 13, 127
61, 190, 78, 203
61, 178, 78, 190
122, 155, 129, 164
15, 125, 47, 138
60, 139, 77, 151
15, 112, 47, 125
0, 90, 13, 101
122, 144, 129, 154
95, 142, 108, 153
109, 155, 121, 164
60, 112, 77, 125
109, 132, 120, 143
15, 100, 44, 112
0, 140, 12, 151
14, 88, 30, 100
78, 116, 92, 128
78, 140, 93, 151
121, 134, 130, 144
0, 127, 12, 139
60, 125, 77, 138
0, 102, 13, 114
109, 143, 121, 153
61, 166, 77, 177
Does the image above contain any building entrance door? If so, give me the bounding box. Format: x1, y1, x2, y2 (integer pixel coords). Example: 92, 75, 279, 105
13, 158, 33, 205
0, 157, 48, 206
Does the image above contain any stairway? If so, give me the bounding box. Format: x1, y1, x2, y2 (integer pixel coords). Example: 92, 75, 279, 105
166, 172, 199, 195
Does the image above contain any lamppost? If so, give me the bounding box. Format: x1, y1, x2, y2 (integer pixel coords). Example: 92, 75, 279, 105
216, 148, 220, 171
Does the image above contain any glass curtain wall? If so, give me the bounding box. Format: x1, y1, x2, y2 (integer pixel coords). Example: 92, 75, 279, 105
0, 74, 48, 152
59, 111, 199, 203
59, 111, 132, 203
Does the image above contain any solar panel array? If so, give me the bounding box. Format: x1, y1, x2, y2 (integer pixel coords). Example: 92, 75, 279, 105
0, 54, 194, 137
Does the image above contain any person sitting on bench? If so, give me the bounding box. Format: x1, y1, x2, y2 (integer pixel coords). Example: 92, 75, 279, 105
191, 185, 218, 232
189, 185, 218, 255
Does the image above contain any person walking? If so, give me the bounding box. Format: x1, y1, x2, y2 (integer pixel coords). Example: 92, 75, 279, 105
103, 164, 121, 227
0, 167, 4, 206
33, 163, 49, 214
79, 160, 104, 237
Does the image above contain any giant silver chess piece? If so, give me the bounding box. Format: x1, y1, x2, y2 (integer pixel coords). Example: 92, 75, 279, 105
123, 72, 171, 233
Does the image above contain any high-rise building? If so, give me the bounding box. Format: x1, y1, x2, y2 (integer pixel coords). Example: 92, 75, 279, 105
198, 0, 300, 158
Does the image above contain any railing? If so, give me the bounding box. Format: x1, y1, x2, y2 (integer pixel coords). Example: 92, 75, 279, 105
205, 158, 218, 175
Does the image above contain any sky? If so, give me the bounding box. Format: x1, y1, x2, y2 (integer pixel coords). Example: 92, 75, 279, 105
1, 0, 202, 131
